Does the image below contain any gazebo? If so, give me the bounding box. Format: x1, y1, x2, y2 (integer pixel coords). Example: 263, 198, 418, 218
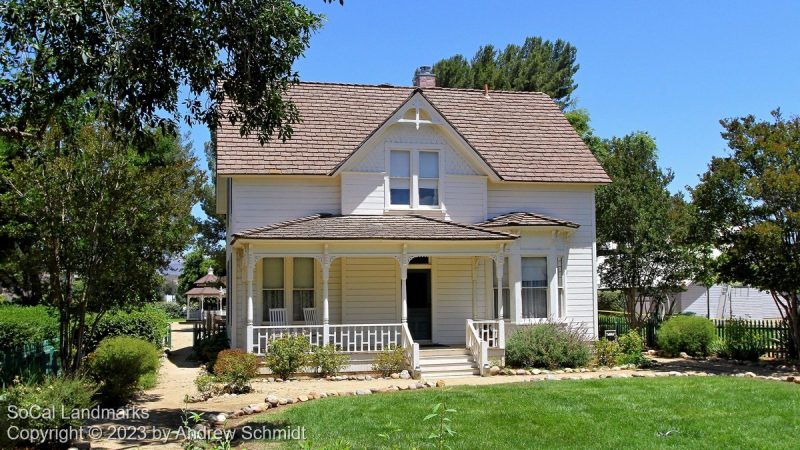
184, 267, 226, 321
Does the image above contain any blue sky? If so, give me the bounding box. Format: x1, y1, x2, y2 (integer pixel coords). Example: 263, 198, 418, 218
186, 0, 799, 203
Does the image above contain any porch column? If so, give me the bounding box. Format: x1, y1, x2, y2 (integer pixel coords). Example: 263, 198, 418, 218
399, 246, 410, 323
245, 244, 255, 353
321, 246, 332, 345
509, 243, 522, 324
494, 251, 505, 320
548, 232, 559, 319
200, 296, 204, 319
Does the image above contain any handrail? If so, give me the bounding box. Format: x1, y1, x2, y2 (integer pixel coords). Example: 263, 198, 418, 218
466, 319, 489, 376
401, 322, 420, 375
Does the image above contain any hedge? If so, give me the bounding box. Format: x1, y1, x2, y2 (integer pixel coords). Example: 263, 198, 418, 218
84, 305, 170, 352
0, 305, 58, 351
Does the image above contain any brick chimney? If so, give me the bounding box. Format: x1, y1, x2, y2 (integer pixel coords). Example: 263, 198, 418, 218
413, 66, 436, 88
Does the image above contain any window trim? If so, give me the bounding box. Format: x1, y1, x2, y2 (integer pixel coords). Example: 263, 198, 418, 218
521, 256, 549, 320
261, 257, 318, 324
385, 145, 444, 211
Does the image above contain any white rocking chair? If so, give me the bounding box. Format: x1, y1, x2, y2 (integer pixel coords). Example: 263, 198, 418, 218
303, 307, 320, 325
268, 308, 288, 326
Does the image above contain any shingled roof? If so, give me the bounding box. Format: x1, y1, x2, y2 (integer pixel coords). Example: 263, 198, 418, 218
478, 212, 580, 229
232, 214, 518, 241
216, 82, 610, 183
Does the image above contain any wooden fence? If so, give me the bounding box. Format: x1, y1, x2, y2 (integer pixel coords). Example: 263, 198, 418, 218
599, 315, 791, 359
193, 314, 227, 345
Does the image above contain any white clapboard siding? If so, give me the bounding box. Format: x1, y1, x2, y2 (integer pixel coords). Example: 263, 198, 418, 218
342, 258, 399, 323
341, 172, 385, 215
488, 182, 597, 336
443, 176, 487, 224
230, 177, 340, 233
433, 257, 477, 345
677, 284, 724, 317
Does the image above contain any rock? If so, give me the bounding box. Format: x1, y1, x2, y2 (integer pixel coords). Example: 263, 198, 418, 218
679, 352, 690, 359
242, 407, 254, 415
631, 373, 645, 377
268, 377, 275, 382
387, 385, 399, 391
365, 375, 373, 381
266, 395, 279, 406
298, 395, 309, 402
275, 378, 284, 383
532, 369, 541, 375
579, 368, 588, 373
319, 392, 328, 398
278, 398, 288, 405
408, 383, 417, 390
489, 366, 501, 376
425, 381, 436, 388
308, 391, 319, 400
436, 380, 446, 388
214, 413, 227, 425
399, 385, 409, 390
784, 376, 795, 382
249, 404, 264, 413
355, 389, 371, 395
391, 373, 400, 379
356, 375, 365, 381
516, 369, 527, 376
555, 370, 565, 374
286, 398, 295, 404
668, 371, 682, 377
794, 379, 800, 385
546, 374, 557, 381
399, 370, 411, 380
564, 368, 574, 373
744, 372, 757, 378
416, 382, 426, 389
370, 387, 382, 393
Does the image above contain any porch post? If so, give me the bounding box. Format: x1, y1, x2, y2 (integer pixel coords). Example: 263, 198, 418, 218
321, 245, 332, 345
509, 243, 522, 324
186, 297, 190, 320
548, 231, 559, 319
245, 244, 255, 353
494, 251, 505, 320
200, 296, 204, 319
399, 245, 409, 323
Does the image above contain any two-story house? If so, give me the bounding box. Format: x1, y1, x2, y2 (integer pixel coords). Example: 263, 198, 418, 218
214, 67, 610, 377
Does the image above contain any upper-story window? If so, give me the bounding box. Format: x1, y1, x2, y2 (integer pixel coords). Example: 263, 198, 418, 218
389, 149, 441, 208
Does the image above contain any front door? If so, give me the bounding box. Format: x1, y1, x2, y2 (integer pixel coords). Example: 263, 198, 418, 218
407, 269, 432, 341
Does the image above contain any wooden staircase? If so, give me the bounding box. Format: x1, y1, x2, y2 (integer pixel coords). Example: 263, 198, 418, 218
418, 347, 480, 379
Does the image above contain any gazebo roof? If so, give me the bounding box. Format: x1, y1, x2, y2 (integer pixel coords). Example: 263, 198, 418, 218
193, 267, 221, 286
184, 286, 223, 297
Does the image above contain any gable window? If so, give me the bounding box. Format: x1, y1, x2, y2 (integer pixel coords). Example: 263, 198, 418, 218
388, 148, 441, 208
292, 258, 315, 321
418, 151, 439, 206
522, 257, 548, 319
262, 258, 284, 322
389, 150, 411, 205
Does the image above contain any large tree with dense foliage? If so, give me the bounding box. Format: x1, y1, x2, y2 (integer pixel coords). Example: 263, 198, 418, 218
0, 0, 331, 143
691, 111, 800, 357
429, 36, 579, 108
0, 122, 202, 371
596, 132, 693, 327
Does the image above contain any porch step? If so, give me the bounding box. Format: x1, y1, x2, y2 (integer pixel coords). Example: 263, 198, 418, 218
418, 347, 479, 379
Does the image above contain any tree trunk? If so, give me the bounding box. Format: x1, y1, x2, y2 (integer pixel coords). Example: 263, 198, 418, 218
772, 291, 800, 359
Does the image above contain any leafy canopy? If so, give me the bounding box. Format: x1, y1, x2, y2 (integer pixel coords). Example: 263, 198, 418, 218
690, 110, 800, 356
429, 36, 579, 109
0, 0, 334, 143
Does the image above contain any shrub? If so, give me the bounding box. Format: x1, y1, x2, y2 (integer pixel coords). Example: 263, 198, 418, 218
0, 305, 59, 351
194, 373, 222, 396
505, 323, 592, 369
593, 338, 619, 367
193, 332, 230, 367
372, 345, 406, 376
84, 305, 170, 352
709, 336, 728, 357
656, 315, 716, 357
86, 336, 160, 405
310, 344, 350, 377
264, 335, 310, 380
213, 349, 260, 393
0, 376, 97, 448
724, 319, 765, 361
156, 301, 184, 319
617, 330, 649, 366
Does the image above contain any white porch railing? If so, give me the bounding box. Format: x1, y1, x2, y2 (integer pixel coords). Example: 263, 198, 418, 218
472, 319, 505, 349
401, 323, 420, 374
250, 323, 405, 356
466, 319, 489, 375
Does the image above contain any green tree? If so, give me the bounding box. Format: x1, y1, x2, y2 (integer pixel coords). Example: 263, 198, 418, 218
690, 111, 800, 356
597, 133, 692, 327
195, 141, 226, 272
564, 108, 607, 161
178, 246, 218, 296
0, 121, 202, 371
0, 0, 333, 144
430, 36, 579, 108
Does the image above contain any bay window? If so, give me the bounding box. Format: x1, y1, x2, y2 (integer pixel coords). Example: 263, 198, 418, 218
522, 257, 548, 318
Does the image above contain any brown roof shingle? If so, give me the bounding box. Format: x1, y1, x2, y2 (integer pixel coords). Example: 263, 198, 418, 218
216, 82, 610, 183
478, 212, 580, 229
232, 214, 518, 241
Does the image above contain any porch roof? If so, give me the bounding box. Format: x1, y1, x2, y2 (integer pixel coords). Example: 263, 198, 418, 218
477, 212, 580, 229
232, 214, 518, 241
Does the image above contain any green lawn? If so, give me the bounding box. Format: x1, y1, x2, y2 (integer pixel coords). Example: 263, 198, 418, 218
252, 377, 800, 449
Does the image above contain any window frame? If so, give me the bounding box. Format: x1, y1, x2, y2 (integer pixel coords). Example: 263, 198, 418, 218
385, 145, 443, 210
291, 257, 316, 322
521, 256, 549, 319
261, 257, 318, 324
261, 257, 286, 323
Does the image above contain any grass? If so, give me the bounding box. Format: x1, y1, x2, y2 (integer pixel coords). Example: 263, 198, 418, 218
252, 377, 800, 449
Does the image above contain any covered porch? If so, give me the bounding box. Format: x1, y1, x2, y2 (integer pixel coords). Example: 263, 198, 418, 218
228, 214, 573, 374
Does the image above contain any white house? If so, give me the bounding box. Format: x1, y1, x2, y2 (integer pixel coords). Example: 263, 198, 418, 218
674, 283, 781, 320
214, 68, 610, 376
